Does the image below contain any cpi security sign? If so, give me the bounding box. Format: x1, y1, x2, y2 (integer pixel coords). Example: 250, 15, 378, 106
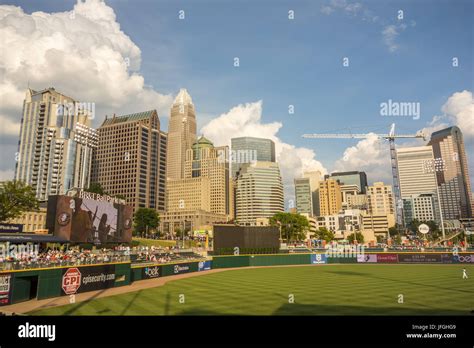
418, 224, 430, 234
62, 268, 82, 295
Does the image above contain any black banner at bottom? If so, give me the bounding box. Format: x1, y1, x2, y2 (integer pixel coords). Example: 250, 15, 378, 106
0, 315, 473, 346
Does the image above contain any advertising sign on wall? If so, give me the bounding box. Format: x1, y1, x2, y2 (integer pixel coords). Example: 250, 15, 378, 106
61, 265, 116, 295
311, 254, 327, 264
172, 263, 192, 275
454, 254, 474, 263
0, 274, 12, 306
142, 265, 162, 279
398, 254, 442, 263
376, 254, 398, 263
0, 224, 23, 234
357, 254, 377, 263
198, 260, 211, 271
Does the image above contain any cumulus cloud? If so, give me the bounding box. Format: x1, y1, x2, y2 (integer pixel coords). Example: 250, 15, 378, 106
334, 90, 474, 185
201, 101, 327, 206
0, 0, 174, 139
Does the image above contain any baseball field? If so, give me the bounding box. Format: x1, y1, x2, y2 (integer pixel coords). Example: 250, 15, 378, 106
30, 264, 474, 316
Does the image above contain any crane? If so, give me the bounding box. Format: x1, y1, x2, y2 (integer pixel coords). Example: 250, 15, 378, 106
302, 123, 425, 229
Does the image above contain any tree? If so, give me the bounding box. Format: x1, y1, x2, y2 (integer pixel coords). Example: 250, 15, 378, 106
347, 232, 364, 244
87, 182, 106, 195
133, 208, 160, 236
269, 212, 309, 242
0, 181, 39, 222
313, 227, 335, 242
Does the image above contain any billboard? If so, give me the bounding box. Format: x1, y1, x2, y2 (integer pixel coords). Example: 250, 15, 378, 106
0, 224, 23, 233
398, 254, 442, 263
311, 254, 327, 264
47, 191, 133, 243
61, 265, 116, 296
0, 274, 12, 306
198, 260, 212, 271
142, 265, 162, 279
376, 254, 398, 263
357, 254, 377, 263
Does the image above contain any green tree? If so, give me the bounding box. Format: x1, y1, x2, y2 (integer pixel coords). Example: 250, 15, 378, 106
87, 182, 106, 195
269, 212, 310, 242
133, 208, 160, 236
313, 227, 335, 242
347, 232, 364, 244
0, 181, 39, 222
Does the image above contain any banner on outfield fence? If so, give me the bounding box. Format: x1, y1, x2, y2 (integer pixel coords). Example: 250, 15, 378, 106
357, 254, 377, 263
61, 265, 116, 296
398, 254, 442, 263
454, 254, 474, 263
376, 254, 398, 263
311, 254, 327, 264
0, 273, 12, 306
172, 263, 192, 275
142, 265, 162, 279
198, 260, 211, 271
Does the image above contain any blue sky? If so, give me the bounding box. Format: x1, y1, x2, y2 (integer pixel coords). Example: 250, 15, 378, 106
1, 0, 473, 191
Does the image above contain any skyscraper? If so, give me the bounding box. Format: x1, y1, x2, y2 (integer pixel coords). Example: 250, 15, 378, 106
319, 179, 342, 216
166, 89, 197, 180
366, 182, 395, 227
428, 126, 472, 219
294, 178, 312, 215
231, 137, 276, 178
162, 136, 232, 233
14, 88, 97, 201
303, 170, 322, 216
324, 171, 368, 193
396, 146, 440, 224
91, 110, 167, 211
235, 161, 284, 225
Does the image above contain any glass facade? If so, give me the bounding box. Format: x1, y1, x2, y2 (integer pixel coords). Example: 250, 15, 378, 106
231, 137, 276, 178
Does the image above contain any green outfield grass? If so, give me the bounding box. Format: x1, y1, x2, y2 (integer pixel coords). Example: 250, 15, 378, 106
31, 264, 474, 316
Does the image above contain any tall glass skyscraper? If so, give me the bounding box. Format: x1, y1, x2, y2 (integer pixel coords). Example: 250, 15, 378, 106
428, 126, 472, 219
231, 137, 276, 177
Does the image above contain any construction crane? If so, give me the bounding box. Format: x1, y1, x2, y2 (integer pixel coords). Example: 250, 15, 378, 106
302, 123, 425, 230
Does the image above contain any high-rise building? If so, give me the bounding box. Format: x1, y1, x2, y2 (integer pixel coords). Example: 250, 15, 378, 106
294, 178, 312, 215
162, 136, 232, 233
303, 170, 322, 216
14, 88, 97, 201
366, 182, 395, 227
428, 126, 472, 219
319, 179, 342, 216
231, 137, 275, 178
235, 161, 284, 225
403, 193, 440, 224
325, 171, 368, 193
397, 146, 438, 198
91, 110, 167, 211
166, 89, 197, 180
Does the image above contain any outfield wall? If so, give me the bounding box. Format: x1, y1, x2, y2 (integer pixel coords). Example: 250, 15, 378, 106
1, 253, 473, 307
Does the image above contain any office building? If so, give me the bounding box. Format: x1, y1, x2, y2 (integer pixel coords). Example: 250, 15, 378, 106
366, 182, 395, 228
294, 177, 312, 215
14, 87, 97, 201
303, 170, 322, 216
428, 126, 472, 219
166, 89, 197, 180
91, 110, 167, 211
403, 193, 440, 224
319, 179, 342, 216
235, 161, 284, 225
231, 137, 275, 178
162, 136, 232, 233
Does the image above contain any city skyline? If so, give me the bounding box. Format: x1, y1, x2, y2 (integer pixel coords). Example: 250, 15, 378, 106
0, 0, 472, 208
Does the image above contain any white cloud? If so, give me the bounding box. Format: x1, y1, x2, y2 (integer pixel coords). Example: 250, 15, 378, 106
201, 101, 327, 207
382, 25, 400, 52
0, 0, 174, 138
